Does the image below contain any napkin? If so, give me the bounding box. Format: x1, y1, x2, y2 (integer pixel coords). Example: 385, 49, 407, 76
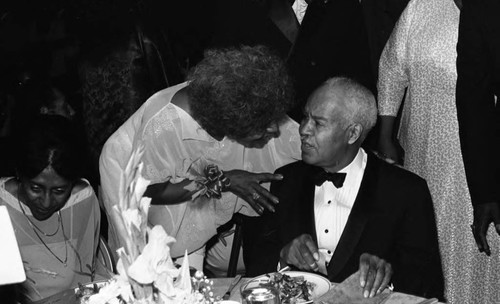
0, 205, 26, 285
314, 271, 390, 304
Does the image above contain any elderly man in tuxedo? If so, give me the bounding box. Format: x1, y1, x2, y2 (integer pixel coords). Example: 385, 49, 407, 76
244, 77, 444, 300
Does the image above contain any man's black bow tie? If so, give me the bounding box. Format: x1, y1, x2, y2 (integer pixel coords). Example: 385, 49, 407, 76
314, 171, 347, 188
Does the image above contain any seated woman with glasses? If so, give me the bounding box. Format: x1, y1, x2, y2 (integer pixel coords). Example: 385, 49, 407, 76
0, 115, 102, 302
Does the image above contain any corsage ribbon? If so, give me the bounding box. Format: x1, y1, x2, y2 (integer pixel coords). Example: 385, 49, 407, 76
201, 164, 231, 199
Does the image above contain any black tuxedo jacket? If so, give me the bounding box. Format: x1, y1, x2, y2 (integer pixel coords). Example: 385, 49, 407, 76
456, 0, 500, 206
287, 0, 375, 121
210, 0, 294, 59
207, 0, 374, 122
244, 152, 444, 300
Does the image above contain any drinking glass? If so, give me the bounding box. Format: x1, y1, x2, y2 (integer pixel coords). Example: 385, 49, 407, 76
240, 281, 281, 304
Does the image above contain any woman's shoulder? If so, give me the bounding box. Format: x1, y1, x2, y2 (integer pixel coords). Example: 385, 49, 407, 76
140, 83, 191, 137
0, 177, 18, 196
66, 179, 97, 207
0, 177, 16, 204
0, 177, 13, 189
72, 179, 92, 192
143, 82, 189, 120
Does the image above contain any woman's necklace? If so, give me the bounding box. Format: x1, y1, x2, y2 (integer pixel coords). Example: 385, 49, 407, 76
17, 189, 68, 267
19, 203, 61, 237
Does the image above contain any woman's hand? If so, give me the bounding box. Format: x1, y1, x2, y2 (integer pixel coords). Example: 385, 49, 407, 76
377, 115, 401, 165
224, 169, 283, 214
471, 202, 500, 256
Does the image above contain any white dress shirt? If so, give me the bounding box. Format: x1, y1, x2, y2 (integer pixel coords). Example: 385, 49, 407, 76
315, 148, 367, 274
292, 0, 308, 24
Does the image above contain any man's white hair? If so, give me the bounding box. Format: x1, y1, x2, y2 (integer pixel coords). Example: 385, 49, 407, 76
321, 77, 377, 141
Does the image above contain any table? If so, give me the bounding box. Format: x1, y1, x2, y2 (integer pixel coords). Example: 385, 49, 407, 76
211, 278, 444, 304
31, 277, 443, 303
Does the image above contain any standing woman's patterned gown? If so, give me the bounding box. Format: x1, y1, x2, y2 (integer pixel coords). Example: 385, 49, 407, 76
377, 0, 500, 302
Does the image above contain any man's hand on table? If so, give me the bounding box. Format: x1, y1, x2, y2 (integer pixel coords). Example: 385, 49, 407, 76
225, 169, 282, 214
280, 234, 393, 298
471, 202, 500, 256
359, 253, 392, 298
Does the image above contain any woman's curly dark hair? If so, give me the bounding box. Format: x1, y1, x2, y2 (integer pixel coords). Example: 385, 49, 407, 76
187, 45, 295, 140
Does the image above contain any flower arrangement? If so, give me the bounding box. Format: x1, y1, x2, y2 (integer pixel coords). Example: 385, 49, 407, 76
86, 145, 216, 304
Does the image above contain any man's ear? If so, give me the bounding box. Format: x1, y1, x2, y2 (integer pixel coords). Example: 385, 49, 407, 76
346, 123, 363, 144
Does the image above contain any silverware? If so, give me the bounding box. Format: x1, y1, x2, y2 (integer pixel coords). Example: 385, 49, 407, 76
278, 266, 291, 273
223, 274, 243, 300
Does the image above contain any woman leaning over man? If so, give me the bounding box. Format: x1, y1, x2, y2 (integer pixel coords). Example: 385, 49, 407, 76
99, 45, 301, 273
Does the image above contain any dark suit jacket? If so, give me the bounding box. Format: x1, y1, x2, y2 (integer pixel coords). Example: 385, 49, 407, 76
208, 0, 374, 123
456, 0, 500, 206
360, 0, 410, 82
210, 0, 294, 59
287, 0, 375, 121
244, 152, 444, 300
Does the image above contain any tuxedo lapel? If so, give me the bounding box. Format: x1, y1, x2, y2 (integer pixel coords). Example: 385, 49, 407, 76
280, 162, 319, 246
267, 0, 300, 43
303, 165, 320, 243
327, 155, 377, 281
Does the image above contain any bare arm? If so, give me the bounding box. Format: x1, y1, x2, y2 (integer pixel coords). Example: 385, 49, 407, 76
376, 115, 400, 163
144, 179, 198, 205
144, 169, 283, 213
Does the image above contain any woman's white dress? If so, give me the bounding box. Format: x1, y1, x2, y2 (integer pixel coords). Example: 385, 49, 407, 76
378, 0, 500, 302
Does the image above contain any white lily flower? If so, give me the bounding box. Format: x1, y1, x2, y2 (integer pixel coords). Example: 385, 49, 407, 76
86, 144, 211, 304
127, 226, 176, 284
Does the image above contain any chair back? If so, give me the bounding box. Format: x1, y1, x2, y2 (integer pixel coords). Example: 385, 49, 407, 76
97, 235, 116, 274
227, 213, 244, 277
